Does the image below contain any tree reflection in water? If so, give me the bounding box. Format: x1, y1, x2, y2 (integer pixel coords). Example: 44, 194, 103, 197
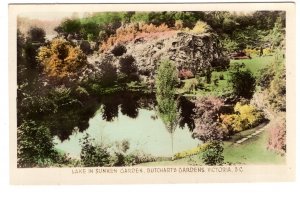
178, 96, 196, 132
156, 96, 179, 155
34, 90, 195, 143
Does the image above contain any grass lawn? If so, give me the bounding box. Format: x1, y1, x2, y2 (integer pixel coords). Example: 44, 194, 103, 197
223, 129, 285, 165
178, 55, 275, 97
230, 55, 275, 77
137, 123, 285, 166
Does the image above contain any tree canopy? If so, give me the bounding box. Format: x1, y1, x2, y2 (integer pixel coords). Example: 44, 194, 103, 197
37, 38, 87, 79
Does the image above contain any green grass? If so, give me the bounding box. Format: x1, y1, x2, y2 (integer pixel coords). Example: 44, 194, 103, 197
136, 123, 285, 166
177, 55, 275, 97
223, 129, 285, 165
226, 122, 268, 143
231, 55, 275, 77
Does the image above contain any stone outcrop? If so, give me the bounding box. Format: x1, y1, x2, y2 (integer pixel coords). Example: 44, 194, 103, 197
87, 31, 229, 83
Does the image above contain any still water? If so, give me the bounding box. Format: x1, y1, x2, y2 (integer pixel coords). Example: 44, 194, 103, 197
52, 91, 200, 158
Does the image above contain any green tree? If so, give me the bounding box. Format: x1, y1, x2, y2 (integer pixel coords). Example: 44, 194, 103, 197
17, 120, 59, 167
96, 60, 118, 87
17, 29, 26, 85
264, 16, 285, 50
23, 27, 46, 72
80, 21, 99, 41
60, 19, 81, 36
26, 26, 46, 43
229, 66, 256, 99
155, 60, 179, 153
130, 12, 150, 23
155, 60, 179, 128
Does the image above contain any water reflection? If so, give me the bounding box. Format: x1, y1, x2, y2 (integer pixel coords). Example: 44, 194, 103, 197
35, 98, 101, 141
178, 96, 196, 132
100, 91, 155, 121
36, 91, 195, 144
50, 91, 200, 157
55, 107, 200, 157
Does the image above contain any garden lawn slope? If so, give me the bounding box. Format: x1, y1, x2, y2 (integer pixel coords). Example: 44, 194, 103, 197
137, 124, 285, 166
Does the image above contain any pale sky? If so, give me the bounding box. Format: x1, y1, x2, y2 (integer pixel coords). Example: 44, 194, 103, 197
18, 11, 254, 21
18, 12, 86, 21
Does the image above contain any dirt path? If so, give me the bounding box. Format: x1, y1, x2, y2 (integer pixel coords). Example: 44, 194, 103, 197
235, 122, 269, 144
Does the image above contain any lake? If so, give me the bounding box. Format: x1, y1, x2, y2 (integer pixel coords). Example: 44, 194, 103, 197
51, 91, 201, 158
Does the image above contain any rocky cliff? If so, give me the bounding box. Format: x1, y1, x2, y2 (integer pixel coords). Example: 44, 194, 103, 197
86, 31, 229, 83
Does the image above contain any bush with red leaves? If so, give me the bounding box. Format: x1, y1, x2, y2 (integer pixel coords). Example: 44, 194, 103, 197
267, 117, 286, 154
178, 68, 194, 79
193, 96, 228, 142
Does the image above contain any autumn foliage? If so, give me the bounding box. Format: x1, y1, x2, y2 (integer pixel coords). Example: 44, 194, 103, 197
37, 38, 87, 79
100, 23, 171, 52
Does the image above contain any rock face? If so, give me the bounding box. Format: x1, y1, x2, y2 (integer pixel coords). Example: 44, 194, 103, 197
87, 31, 229, 82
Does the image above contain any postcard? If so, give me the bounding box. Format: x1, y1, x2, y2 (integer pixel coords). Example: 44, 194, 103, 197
9, 3, 296, 184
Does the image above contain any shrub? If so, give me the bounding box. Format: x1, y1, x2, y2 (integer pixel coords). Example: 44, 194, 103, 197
257, 57, 286, 112
79, 40, 92, 54
263, 48, 273, 56
125, 152, 156, 165
79, 133, 111, 167
229, 68, 256, 99
229, 62, 246, 71
245, 48, 259, 57
174, 19, 183, 30
17, 120, 59, 167
189, 20, 211, 34
48, 86, 80, 109
201, 141, 224, 165
75, 86, 89, 99
141, 23, 169, 33
112, 139, 131, 166
258, 66, 275, 90
183, 78, 198, 94
26, 26, 46, 43
178, 68, 194, 79
193, 96, 228, 142
119, 55, 137, 76
173, 144, 208, 160
59, 19, 81, 36
111, 44, 127, 56
96, 60, 117, 87
220, 102, 264, 134
268, 68, 286, 111
222, 37, 239, 52
267, 117, 286, 154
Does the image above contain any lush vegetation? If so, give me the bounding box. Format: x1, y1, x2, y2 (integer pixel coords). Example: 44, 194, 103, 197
155, 60, 179, 133
37, 38, 87, 80
17, 10, 286, 167
221, 102, 264, 134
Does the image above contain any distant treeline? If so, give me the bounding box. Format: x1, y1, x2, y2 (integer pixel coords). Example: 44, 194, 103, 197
53, 11, 285, 52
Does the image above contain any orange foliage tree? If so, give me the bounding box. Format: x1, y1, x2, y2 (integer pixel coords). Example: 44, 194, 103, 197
37, 38, 87, 79
100, 23, 171, 52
